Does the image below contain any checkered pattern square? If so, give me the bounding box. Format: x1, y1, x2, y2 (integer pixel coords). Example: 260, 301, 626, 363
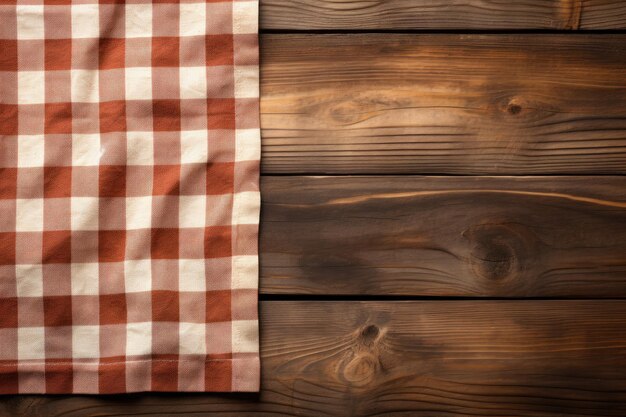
0, 0, 260, 393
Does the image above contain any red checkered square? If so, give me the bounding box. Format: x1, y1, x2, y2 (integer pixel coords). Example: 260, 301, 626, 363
206, 162, 234, 195
153, 164, 180, 196
152, 290, 179, 322
44, 166, 72, 198
98, 230, 126, 262
99, 294, 127, 325
99, 101, 126, 133
151, 228, 178, 259
42, 230, 72, 264
0, 168, 18, 199
99, 38, 125, 70
205, 290, 231, 323
207, 98, 235, 129
44, 103, 72, 134
152, 99, 181, 131
99, 165, 126, 197
45, 364, 73, 394
44, 39, 71, 70
152, 37, 179, 67
0, 298, 18, 327
0, 40, 17, 71
204, 226, 231, 259
0, 104, 19, 135
0, 0, 259, 394
206, 34, 234, 66
43, 296, 73, 326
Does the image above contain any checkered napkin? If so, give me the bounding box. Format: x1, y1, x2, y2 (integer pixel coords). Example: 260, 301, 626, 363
0, 0, 260, 393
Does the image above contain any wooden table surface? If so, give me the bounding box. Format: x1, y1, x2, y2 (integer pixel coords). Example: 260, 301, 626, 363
3, 1, 626, 416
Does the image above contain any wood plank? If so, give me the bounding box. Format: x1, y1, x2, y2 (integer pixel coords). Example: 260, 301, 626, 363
261, 0, 626, 30
260, 176, 626, 296
7, 301, 626, 416
260, 34, 626, 174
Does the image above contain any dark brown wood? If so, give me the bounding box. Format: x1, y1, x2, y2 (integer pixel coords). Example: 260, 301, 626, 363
259, 176, 626, 296
5, 301, 626, 416
583, 1, 626, 29
260, 34, 626, 174
261, 0, 626, 30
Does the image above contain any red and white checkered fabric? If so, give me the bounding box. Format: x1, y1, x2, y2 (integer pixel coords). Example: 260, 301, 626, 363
0, 0, 260, 393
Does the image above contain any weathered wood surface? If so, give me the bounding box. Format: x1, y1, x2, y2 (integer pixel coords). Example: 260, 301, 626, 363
261, 0, 626, 30
5, 301, 626, 416
260, 34, 626, 174
260, 176, 626, 296
1, 6, 624, 415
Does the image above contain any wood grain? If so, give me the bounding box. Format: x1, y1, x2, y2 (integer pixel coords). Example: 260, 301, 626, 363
5, 301, 626, 416
261, 0, 626, 30
259, 176, 626, 296
261, 34, 626, 174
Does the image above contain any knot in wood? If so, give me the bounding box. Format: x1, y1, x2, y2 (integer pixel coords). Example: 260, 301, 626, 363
464, 223, 525, 282
507, 103, 522, 115
338, 323, 385, 387
329, 100, 364, 125
341, 353, 379, 387
360, 324, 380, 344
504, 97, 525, 116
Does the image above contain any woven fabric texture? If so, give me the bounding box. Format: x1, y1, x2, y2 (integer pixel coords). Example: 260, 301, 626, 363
0, 0, 260, 393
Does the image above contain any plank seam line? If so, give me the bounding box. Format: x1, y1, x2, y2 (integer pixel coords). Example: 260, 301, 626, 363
260, 29, 626, 35
260, 295, 626, 302
260, 173, 626, 178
